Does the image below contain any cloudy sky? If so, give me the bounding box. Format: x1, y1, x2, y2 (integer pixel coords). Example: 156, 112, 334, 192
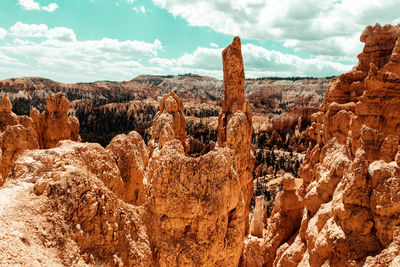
0, 0, 399, 82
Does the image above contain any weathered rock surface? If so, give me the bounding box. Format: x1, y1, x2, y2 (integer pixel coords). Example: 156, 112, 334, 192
0, 94, 39, 182
1, 140, 151, 266
243, 23, 400, 266
250, 196, 264, 238
148, 92, 188, 154
0, 94, 19, 131
107, 131, 149, 205
1, 35, 255, 266
32, 93, 81, 149
144, 37, 253, 266
218, 36, 255, 235
146, 140, 245, 266
0, 93, 80, 186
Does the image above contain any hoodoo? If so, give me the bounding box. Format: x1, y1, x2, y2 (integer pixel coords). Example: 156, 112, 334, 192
146, 37, 253, 266
218, 36, 255, 235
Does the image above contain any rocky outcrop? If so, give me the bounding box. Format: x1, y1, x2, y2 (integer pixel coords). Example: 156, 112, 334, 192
145, 37, 253, 266
31, 93, 80, 149
0, 93, 80, 186
243, 23, 400, 266
0, 36, 255, 266
146, 140, 245, 266
0, 94, 19, 131
0, 94, 39, 182
218, 36, 255, 235
107, 131, 149, 205
2, 140, 151, 266
250, 196, 264, 238
148, 92, 188, 154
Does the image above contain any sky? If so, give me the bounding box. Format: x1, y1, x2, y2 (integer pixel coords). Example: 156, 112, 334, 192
0, 0, 400, 83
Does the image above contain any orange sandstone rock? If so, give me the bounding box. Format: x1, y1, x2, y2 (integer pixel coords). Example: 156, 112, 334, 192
243, 23, 400, 266
146, 140, 245, 266
2, 140, 151, 266
218, 36, 255, 235
250, 196, 264, 238
146, 89, 250, 265
148, 92, 188, 154
107, 131, 149, 205
32, 93, 81, 149
0, 93, 81, 186
0, 94, 18, 131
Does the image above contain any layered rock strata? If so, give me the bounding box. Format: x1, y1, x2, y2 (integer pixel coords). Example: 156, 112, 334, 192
243, 23, 400, 266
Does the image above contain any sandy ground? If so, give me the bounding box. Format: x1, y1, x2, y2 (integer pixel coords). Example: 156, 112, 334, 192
0, 180, 66, 266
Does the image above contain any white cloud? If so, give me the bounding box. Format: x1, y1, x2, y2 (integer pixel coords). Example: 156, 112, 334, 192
10, 22, 48, 37
0, 28, 7, 39
0, 23, 164, 82
210, 42, 219, 48
133, 5, 146, 13
18, 0, 58, 12
10, 22, 76, 42
1, 20, 352, 83
45, 27, 77, 42
151, 0, 400, 60
41, 3, 58, 12
150, 43, 353, 79
18, 0, 40, 10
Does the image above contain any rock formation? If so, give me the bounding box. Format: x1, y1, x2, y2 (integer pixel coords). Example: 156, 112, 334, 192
0, 36, 254, 266
146, 140, 245, 266
0, 94, 38, 183
106, 131, 149, 205
250, 196, 264, 238
0, 93, 19, 131
148, 92, 188, 154
0, 93, 80, 186
146, 49, 253, 263
31, 93, 81, 149
218, 36, 255, 234
2, 140, 151, 266
243, 23, 400, 266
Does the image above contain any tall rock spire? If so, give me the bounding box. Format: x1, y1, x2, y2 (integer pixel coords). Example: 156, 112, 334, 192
218, 36, 255, 235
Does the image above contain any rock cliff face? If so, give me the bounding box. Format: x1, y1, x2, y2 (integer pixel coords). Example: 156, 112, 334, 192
106, 131, 149, 205
243, 23, 400, 266
148, 92, 188, 154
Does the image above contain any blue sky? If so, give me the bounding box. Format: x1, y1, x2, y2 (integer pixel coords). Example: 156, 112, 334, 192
0, 0, 399, 82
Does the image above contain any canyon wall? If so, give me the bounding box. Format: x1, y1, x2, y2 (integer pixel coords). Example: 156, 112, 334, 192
243, 23, 400, 266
